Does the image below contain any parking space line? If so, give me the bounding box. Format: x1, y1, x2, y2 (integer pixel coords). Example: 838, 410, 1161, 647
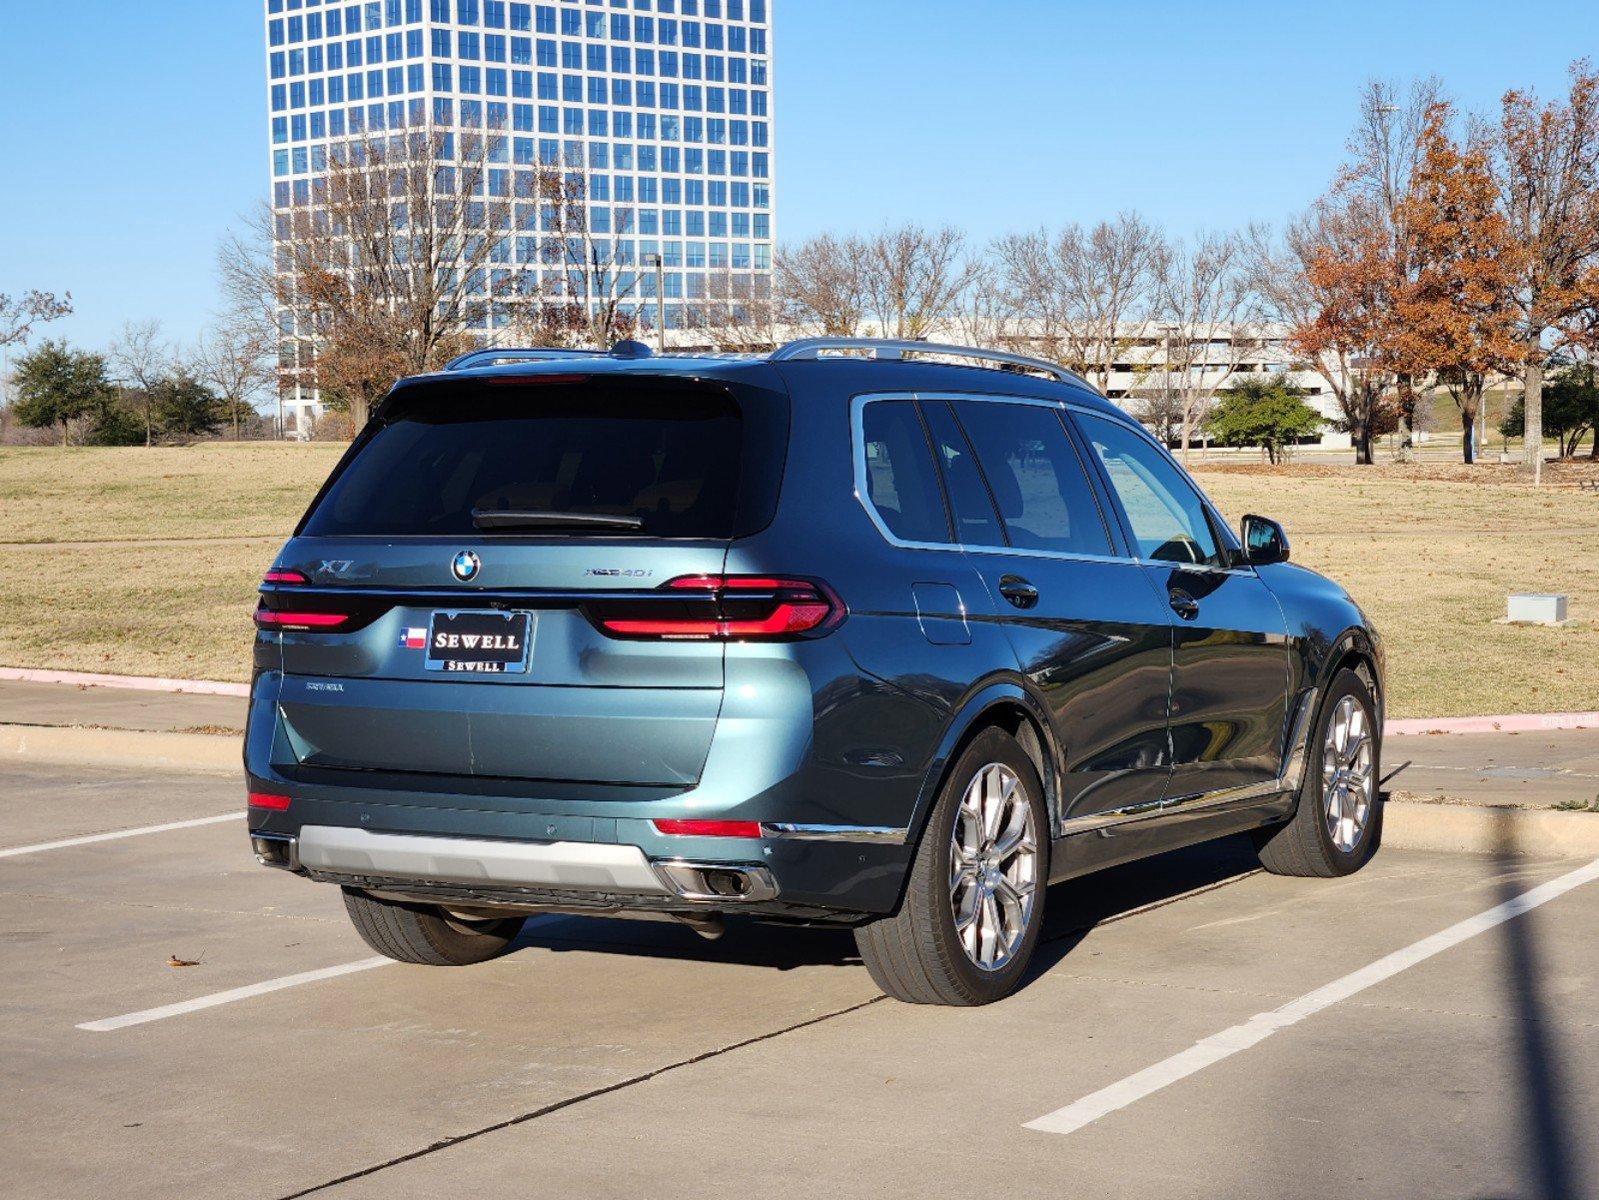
77, 957, 393, 1032
1024, 854, 1599, 1136
0, 813, 241, 859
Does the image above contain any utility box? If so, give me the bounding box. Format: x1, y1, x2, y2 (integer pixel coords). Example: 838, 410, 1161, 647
1507, 594, 1568, 625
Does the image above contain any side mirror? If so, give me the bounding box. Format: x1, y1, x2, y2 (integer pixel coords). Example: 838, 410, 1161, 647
1241, 514, 1290, 566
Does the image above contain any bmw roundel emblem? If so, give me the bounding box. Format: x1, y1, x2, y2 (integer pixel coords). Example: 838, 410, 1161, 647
451, 550, 481, 582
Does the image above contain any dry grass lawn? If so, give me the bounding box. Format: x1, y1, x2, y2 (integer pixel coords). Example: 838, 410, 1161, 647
1, 444, 1593, 717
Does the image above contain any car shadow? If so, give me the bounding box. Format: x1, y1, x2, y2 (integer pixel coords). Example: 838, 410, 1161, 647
512, 833, 1264, 979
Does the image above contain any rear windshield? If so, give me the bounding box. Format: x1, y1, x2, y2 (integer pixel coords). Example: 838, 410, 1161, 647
300, 377, 785, 540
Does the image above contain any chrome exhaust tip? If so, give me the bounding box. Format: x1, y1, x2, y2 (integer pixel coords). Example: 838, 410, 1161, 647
251, 832, 300, 872
652, 860, 778, 903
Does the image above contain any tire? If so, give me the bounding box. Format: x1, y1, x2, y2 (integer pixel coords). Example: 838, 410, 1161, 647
854, 727, 1049, 1005
1255, 669, 1382, 878
342, 888, 524, 966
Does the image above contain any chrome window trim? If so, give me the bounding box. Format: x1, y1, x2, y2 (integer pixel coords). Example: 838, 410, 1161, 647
850, 392, 1137, 567
760, 822, 910, 845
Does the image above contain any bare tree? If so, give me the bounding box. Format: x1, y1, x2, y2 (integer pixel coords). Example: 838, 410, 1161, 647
991, 213, 1167, 393
683, 270, 779, 352
1489, 61, 1599, 482
107, 319, 172, 447
512, 157, 643, 349
862, 224, 981, 341
776, 233, 870, 336
220, 127, 528, 429
1154, 231, 1261, 461
1256, 203, 1399, 464
194, 316, 275, 440
1341, 77, 1447, 448
0, 291, 73, 349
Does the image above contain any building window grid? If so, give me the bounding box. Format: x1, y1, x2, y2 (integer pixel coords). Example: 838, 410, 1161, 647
263, 0, 772, 365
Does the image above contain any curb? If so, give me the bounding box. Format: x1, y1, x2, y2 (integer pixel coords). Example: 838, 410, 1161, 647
1382, 800, 1599, 859
0, 667, 249, 698
0, 724, 241, 777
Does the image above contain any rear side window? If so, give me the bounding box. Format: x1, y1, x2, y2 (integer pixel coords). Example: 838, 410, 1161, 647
301, 377, 785, 540
859, 400, 950, 544
952, 401, 1112, 556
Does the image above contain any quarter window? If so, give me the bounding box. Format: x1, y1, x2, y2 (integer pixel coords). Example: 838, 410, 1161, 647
859, 401, 950, 545
950, 401, 1111, 556
1077, 412, 1223, 566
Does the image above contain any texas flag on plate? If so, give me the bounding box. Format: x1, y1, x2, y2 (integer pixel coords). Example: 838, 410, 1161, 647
399, 627, 428, 650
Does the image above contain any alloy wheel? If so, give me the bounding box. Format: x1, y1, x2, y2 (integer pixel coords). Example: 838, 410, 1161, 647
949, 763, 1039, 971
1322, 695, 1374, 853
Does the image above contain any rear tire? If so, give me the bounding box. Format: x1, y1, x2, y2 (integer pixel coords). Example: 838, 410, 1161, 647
855, 727, 1048, 1005
342, 888, 524, 965
1255, 669, 1382, 878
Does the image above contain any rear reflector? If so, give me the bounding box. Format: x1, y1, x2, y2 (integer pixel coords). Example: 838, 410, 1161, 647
253, 603, 349, 632
652, 819, 762, 838
594, 575, 843, 641
248, 792, 292, 811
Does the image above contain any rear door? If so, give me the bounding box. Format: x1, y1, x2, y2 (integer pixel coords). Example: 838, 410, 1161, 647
258, 371, 788, 793
1071, 410, 1290, 801
921, 396, 1176, 827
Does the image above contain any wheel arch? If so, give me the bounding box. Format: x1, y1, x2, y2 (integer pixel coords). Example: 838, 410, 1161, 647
905, 678, 1063, 858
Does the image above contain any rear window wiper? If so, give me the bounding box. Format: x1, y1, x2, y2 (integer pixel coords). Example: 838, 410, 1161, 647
471, 509, 646, 532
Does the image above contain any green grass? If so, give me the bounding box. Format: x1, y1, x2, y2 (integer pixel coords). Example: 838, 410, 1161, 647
0, 445, 1594, 717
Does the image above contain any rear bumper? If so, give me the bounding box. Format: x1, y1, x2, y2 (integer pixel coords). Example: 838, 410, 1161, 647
269, 825, 778, 904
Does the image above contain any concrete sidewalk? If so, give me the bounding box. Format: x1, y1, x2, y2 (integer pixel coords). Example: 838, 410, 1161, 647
1392, 726, 1599, 810
0, 678, 246, 735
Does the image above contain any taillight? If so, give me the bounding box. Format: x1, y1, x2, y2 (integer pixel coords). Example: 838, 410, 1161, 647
652, 818, 762, 838
591, 575, 844, 641
262, 568, 309, 584
253, 601, 349, 632
248, 791, 291, 811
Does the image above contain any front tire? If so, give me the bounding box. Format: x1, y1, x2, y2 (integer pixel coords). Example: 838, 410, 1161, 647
855, 727, 1048, 1005
343, 888, 524, 965
1255, 669, 1382, 878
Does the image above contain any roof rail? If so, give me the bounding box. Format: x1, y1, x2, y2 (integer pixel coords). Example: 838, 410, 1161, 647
444, 347, 609, 372
768, 338, 1093, 390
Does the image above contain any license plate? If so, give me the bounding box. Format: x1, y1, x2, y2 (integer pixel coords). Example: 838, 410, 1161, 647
425, 611, 534, 674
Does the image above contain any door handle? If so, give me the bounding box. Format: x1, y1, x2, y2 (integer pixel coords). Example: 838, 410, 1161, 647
1168, 588, 1200, 620
998, 575, 1039, 610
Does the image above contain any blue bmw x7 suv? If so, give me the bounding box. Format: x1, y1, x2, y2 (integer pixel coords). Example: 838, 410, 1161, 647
246, 337, 1384, 1005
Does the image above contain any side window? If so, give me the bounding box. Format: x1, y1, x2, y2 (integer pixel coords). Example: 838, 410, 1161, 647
859, 400, 950, 545
922, 401, 1006, 547
1077, 412, 1223, 566
951, 400, 1112, 556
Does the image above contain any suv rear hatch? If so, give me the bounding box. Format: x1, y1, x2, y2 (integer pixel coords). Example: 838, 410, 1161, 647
258, 368, 791, 791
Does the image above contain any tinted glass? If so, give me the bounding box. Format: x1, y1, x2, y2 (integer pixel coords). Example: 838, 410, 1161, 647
860, 400, 950, 544
1077, 412, 1223, 565
951, 401, 1112, 556
922, 401, 1005, 547
303, 381, 752, 539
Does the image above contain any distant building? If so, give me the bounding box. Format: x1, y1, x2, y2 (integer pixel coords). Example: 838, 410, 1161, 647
263, 0, 776, 434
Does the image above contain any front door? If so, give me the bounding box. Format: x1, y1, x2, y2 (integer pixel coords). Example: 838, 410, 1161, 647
1072, 411, 1290, 801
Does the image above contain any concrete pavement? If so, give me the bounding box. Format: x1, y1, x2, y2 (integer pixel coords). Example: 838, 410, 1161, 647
4, 756, 1599, 1199
1393, 727, 1599, 809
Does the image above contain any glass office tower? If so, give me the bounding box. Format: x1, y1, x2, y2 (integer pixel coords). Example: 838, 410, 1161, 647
264, 0, 774, 431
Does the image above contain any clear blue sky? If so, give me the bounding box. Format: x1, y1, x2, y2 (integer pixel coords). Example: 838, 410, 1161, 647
0, 0, 1591, 353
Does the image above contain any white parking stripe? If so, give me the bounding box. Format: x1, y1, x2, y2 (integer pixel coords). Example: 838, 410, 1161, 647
0, 813, 241, 859
1025, 855, 1599, 1136
77, 957, 393, 1032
